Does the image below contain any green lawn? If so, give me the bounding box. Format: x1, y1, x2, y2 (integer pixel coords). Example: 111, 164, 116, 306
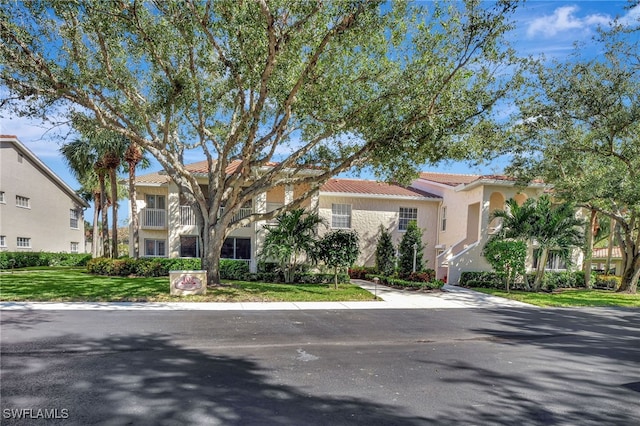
0, 268, 376, 302
471, 287, 640, 308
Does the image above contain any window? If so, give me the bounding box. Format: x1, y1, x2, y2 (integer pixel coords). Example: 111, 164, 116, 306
0, 191, 5, 203
144, 239, 166, 257
331, 204, 352, 229
17, 237, 31, 248
533, 249, 567, 271
70, 242, 79, 253
180, 235, 200, 258
0, 236, 6, 247
221, 237, 251, 260
441, 206, 447, 232
16, 195, 30, 208
70, 209, 79, 229
145, 194, 166, 210
399, 207, 418, 231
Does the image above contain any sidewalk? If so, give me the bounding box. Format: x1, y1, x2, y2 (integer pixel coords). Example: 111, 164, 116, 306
0, 280, 532, 311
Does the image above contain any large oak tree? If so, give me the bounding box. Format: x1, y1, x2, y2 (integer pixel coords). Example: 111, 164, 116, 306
505, 23, 640, 293
1, 0, 523, 284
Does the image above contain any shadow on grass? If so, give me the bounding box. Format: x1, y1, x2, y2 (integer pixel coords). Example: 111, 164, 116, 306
1, 333, 427, 425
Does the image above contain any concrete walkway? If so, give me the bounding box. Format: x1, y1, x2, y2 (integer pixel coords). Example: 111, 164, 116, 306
0, 280, 532, 311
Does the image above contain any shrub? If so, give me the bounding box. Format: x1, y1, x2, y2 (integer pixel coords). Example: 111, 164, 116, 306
375, 225, 396, 276
219, 259, 250, 280
595, 275, 621, 290
398, 221, 424, 276
365, 274, 444, 290
459, 271, 502, 287
0, 252, 92, 269
87, 257, 204, 277
348, 266, 376, 280
406, 270, 436, 283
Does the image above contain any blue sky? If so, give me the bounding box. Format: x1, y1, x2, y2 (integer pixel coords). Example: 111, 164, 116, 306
1, 1, 637, 223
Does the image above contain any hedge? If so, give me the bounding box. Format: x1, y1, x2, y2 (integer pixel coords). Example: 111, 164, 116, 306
365, 274, 445, 290
594, 275, 621, 290
0, 252, 92, 269
460, 270, 598, 291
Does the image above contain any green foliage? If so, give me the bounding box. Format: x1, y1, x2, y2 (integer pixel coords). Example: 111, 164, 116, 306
315, 230, 359, 289
483, 239, 527, 292
594, 275, 621, 290
0, 252, 92, 269
87, 257, 204, 277
348, 266, 378, 280
365, 274, 444, 290
375, 225, 396, 276
462, 270, 590, 291
0, 0, 524, 284
460, 271, 503, 287
260, 209, 324, 283
398, 221, 424, 276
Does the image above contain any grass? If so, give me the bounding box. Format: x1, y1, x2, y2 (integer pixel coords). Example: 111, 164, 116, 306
0, 267, 377, 303
471, 287, 640, 308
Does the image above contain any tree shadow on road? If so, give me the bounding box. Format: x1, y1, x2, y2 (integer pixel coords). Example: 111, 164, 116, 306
1, 333, 428, 425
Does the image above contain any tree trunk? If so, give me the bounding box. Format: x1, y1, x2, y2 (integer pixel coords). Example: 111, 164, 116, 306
128, 163, 139, 258
202, 220, 228, 286
617, 251, 639, 293
99, 173, 110, 258
605, 217, 615, 274
109, 168, 118, 258
533, 247, 548, 291
92, 193, 101, 258
333, 267, 338, 290
583, 209, 597, 288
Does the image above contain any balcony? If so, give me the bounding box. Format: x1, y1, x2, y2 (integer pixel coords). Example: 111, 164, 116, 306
179, 206, 252, 227
142, 208, 166, 229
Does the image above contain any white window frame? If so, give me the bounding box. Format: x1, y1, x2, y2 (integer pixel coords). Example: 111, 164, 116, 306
441, 206, 447, 232
179, 235, 200, 258
70, 242, 79, 253
70, 209, 80, 229
0, 235, 6, 247
145, 194, 166, 210
17, 237, 31, 248
331, 204, 352, 229
399, 207, 418, 231
144, 239, 166, 257
16, 195, 30, 208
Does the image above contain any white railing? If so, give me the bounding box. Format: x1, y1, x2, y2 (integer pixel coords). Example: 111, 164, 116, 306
180, 206, 196, 226
142, 208, 166, 229
220, 206, 252, 226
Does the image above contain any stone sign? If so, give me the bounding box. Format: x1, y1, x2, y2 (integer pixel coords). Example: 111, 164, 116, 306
169, 270, 207, 296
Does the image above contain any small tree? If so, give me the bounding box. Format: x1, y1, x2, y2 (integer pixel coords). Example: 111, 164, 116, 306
375, 225, 396, 276
398, 221, 424, 276
483, 239, 527, 293
315, 231, 359, 289
260, 209, 324, 283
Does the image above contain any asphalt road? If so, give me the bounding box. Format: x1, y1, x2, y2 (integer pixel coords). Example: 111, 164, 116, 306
1, 307, 639, 425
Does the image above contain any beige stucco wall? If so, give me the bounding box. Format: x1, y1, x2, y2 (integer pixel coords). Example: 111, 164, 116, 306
0, 141, 86, 253
318, 194, 439, 268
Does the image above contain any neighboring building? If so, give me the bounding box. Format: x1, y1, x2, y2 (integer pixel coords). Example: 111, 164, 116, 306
131, 162, 559, 282
0, 135, 89, 253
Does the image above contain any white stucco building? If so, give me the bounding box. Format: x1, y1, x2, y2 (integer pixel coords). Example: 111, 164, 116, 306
131, 161, 555, 283
0, 135, 89, 253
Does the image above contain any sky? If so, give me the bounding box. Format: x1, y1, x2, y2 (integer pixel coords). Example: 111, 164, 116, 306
1, 1, 638, 224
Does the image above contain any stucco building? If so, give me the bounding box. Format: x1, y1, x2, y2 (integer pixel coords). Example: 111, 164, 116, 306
0, 135, 88, 253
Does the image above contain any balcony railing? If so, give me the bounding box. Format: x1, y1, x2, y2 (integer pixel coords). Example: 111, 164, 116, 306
220, 206, 252, 226
180, 206, 196, 226
142, 208, 166, 229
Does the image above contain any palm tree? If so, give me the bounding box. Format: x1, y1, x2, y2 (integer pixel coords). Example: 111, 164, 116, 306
529, 196, 584, 291
260, 208, 325, 283
124, 142, 145, 258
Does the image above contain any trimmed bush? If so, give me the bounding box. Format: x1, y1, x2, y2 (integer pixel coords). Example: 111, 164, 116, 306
348, 266, 377, 280
88, 257, 204, 277
406, 270, 436, 283
594, 275, 621, 290
0, 252, 92, 269
365, 274, 444, 290
459, 271, 502, 287
219, 259, 250, 280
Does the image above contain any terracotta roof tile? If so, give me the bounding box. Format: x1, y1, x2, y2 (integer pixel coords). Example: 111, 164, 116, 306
418, 172, 481, 186
321, 178, 439, 198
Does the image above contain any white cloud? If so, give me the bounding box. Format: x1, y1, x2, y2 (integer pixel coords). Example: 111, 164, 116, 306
527, 5, 611, 38
619, 3, 640, 26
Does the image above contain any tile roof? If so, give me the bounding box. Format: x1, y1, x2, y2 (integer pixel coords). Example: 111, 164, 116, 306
135, 160, 286, 184
321, 178, 439, 199
592, 247, 623, 259
418, 172, 481, 186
